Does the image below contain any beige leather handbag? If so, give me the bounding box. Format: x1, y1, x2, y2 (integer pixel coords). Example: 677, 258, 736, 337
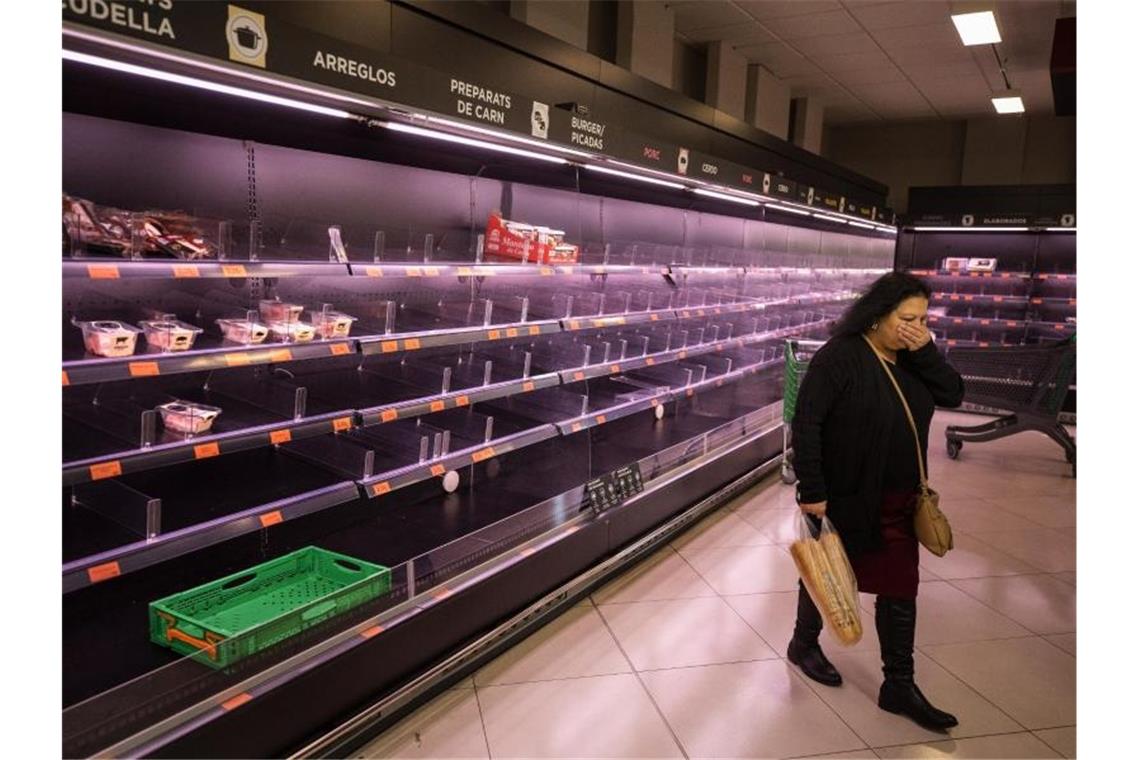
863, 336, 954, 557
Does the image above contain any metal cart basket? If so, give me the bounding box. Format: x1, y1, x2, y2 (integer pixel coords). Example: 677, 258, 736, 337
782, 338, 826, 484
945, 335, 1076, 477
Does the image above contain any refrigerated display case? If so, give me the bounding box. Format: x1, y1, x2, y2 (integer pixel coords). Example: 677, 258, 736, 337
61, 12, 897, 756
895, 224, 1076, 419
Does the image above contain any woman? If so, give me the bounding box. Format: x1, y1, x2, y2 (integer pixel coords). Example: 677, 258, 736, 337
788, 271, 965, 731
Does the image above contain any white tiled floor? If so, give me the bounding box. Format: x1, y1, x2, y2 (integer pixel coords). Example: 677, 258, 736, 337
360, 412, 1077, 758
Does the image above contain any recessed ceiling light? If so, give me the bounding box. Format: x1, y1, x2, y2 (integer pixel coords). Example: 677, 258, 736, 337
991, 92, 1025, 114
951, 9, 1002, 46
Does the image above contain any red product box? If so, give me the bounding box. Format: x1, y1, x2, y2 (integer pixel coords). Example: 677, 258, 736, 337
484, 212, 579, 264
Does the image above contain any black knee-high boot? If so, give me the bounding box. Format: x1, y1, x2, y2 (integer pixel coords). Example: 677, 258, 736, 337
875, 596, 958, 731
787, 581, 842, 686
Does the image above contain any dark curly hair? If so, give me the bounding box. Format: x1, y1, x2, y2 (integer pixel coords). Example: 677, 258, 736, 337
831, 270, 932, 337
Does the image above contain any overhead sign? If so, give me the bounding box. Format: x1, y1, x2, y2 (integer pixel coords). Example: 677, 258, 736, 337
62, 2, 888, 220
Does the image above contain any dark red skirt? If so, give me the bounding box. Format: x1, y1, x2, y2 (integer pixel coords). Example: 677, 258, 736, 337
848, 490, 920, 599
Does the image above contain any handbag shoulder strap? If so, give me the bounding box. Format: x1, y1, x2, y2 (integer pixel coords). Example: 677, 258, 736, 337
861, 334, 928, 489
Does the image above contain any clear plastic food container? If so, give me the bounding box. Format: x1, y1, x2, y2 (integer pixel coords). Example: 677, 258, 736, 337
268, 320, 316, 343
311, 310, 357, 339
139, 319, 204, 352
157, 401, 222, 435
259, 300, 305, 323
216, 318, 269, 345
75, 320, 142, 358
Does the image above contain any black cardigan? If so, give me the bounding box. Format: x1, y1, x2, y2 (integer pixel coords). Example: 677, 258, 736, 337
790, 335, 965, 556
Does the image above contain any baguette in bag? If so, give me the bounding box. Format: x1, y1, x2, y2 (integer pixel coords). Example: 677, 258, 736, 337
790, 515, 863, 646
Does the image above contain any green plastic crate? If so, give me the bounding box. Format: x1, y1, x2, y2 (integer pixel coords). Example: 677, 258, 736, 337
149, 547, 390, 669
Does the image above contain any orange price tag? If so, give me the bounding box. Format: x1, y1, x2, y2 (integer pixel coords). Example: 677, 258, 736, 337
595, 414, 607, 424
424, 267, 440, 277
540, 267, 554, 276
380, 409, 398, 422
330, 343, 351, 356
568, 320, 581, 330
221, 693, 253, 712
686, 389, 695, 397
333, 417, 352, 432
573, 371, 585, 381
366, 266, 384, 278
981, 320, 991, 325
89, 461, 122, 480
380, 340, 399, 353
62, 370, 70, 386
433, 588, 454, 601
87, 561, 121, 584
224, 352, 252, 367
506, 328, 519, 338
950, 295, 960, 301
172, 265, 200, 278
455, 395, 470, 407
259, 511, 283, 528
650, 314, 660, 321
610, 364, 621, 374
697, 309, 706, 317
359, 625, 384, 639
129, 362, 160, 377
373, 482, 391, 496
529, 325, 541, 336
488, 330, 502, 340
87, 263, 120, 279
269, 349, 293, 363
678, 351, 688, 359
523, 381, 535, 392
1007, 321, 1018, 327
646, 357, 656, 365
571, 422, 583, 433
472, 447, 496, 462
651, 399, 659, 407
430, 464, 446, 476
430, 400, 445, 412
953, 319, 963, 325
194, 442, 221, 459
270, 429, 292, 445
405, 267, 422, 277
404, 338, 421, 350
222, 264, 248, 278
457, 267, 474, 276
994, 296, 1004, 302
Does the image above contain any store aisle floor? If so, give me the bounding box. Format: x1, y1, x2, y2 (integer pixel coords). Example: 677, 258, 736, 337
359, 411, 1076, 759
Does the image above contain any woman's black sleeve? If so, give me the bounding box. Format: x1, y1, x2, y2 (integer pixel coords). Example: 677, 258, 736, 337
901, 341, 966, 408
790, 357, 843, 504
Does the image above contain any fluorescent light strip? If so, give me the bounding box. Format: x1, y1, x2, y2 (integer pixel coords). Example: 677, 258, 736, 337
693, 188, 760, 207
64, 26, 382, 112
583, 164, 686, 190
848, 221, 876, 230
605, 159, 695, 184
811, 213, 849, 224
425, 116, 594, 159
62, 49, 353, 119
1045, 227, 1077, 232
913, 226, 1030, 232
384, 122, 567, 164
767, 204, 811, 217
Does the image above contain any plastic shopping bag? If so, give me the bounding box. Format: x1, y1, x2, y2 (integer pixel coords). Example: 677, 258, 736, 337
790, 514, 863, 646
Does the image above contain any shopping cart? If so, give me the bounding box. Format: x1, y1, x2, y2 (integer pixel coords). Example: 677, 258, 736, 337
782, 338, 826, 484
945, 335, 1076, 477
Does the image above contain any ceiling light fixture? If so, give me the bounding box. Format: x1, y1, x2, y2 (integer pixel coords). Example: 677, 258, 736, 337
583, 164, 686, 190
951, 7, 1002, 45
693, 188, 761, 207
383, 122, 568, 164
991, 90, 1026, 114
62, 49, 354, 119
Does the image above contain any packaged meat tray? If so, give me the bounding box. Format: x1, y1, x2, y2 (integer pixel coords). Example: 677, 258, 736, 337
268, 321, 316, 343
157, 401, 222, 435
311, 310, 357, 339
259, 300, 305, 323
216, 318, 269, 345
74, 319, 142, 358
139, 319, 204, 352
